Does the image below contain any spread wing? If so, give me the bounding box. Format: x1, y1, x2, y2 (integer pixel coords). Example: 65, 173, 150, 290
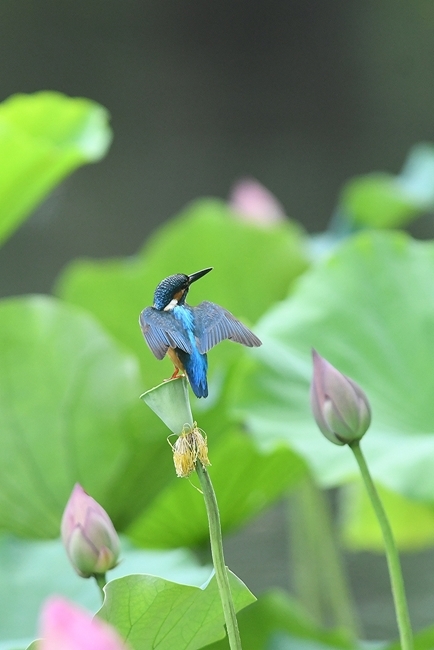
139, 307, 192, 360
193, 301, 262, 354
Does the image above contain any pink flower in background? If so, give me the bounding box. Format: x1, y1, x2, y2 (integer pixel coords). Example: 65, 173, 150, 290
229, 178, 286, 224
39, 597, 126, 650
61, 483, 120, 578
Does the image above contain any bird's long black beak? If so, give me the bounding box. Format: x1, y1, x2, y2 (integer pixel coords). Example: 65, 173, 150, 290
188, 267, 213, 285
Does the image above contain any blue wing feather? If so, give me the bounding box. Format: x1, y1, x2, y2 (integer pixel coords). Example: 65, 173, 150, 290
193, 301, 262, 354
139, 307, 192, 359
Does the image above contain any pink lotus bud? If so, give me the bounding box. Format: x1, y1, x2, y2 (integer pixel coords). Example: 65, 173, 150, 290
310, 350, 371, 446
229, 178, 285, 224
61, 483, 120, 578
39, 597, 126, 650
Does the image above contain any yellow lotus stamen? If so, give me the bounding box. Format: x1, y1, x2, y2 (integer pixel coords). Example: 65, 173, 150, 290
171, 423, 210, 478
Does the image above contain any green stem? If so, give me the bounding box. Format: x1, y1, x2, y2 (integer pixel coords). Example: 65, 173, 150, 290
289, 478, 359, 638
350, 440, 413, 650
196, 461, 242, 650
290, 481, 323, 624
93, 573, 107, 603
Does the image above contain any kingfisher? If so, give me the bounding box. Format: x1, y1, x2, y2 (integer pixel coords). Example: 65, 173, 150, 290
139, 267, 262, 398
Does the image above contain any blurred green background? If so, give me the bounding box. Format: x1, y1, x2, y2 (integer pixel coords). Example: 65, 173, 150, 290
1, 0, 434, 644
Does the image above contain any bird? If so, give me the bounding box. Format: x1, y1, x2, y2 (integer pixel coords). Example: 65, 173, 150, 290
139, 267, 262, 398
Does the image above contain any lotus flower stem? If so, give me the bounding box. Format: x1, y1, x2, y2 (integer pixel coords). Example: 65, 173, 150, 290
350, 440, 413, 650
94, 573, 107, 603
196, 461, 242, 650
142, 379, 242, 647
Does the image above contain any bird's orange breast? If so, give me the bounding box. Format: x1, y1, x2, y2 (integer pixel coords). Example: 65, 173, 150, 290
167, 347, 185, 371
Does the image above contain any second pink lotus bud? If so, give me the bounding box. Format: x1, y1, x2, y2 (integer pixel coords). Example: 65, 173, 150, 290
310, 349, 372, 446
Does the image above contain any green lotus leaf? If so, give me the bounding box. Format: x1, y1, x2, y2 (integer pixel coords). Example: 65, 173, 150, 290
339, 482, 434, 551
98, 570, 255, 650
340, 143, 434, 229
0, 91, 111, 245
236, 231, 434, 504
340, 173, 417, 229
0, 295, 167, 537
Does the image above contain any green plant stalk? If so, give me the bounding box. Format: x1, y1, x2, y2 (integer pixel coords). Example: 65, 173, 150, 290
196, 461, 242, 650
290, 480, 324, 624
289, 477, 359, 638
93, 573, 107, 603
350, 440, 413, 650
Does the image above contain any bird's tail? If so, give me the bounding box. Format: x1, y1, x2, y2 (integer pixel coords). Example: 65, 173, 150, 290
189, 375, 208, 398
177, 349, 208, 398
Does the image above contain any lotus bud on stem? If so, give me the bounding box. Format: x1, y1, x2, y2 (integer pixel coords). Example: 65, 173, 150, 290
310, 349, 371, 445
141, 377, 243, 650
310, 350, 414, 650
61, 484, 120, 601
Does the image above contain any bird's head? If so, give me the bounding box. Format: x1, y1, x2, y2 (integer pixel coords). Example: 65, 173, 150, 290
153, 267, 213, 311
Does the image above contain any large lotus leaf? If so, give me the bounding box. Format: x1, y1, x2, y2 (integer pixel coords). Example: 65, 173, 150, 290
235, 231, 434, 504
127, 430, 307, 548
0, 91, 111, 245
56, 198, 309, 388
0, 295, 169, 537
0, 535, 210, 643
206, 590, 357, 650
98, 570, 255, 650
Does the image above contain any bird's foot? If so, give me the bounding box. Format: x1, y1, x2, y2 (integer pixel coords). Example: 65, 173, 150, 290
163, 368, 185, 382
